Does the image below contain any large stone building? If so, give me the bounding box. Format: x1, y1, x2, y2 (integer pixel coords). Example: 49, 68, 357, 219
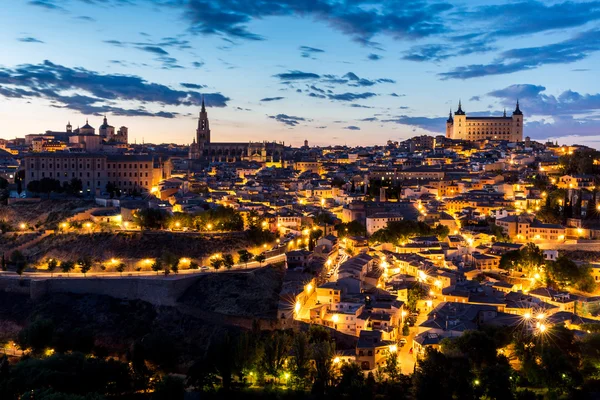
22, 153, 171, 194
189, 98, 286, 163
446, 101, 523, 142
27, 116, 129, 152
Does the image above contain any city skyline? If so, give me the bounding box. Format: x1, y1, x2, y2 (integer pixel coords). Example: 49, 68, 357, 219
1, 0, 600, 147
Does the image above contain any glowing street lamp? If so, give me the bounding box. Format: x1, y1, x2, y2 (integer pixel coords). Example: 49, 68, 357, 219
295, 301, 301, 314
19, 223, 26, 230
332, 314, 339, 323
388, 344, 398, 353
175, 221, 181, 228
207, 223, 213, 230
523, 312, 531, 320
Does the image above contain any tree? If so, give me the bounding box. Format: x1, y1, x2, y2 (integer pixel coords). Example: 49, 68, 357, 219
261, 331, 291, 379
47, 258, 58, 277
210, 257, 223, 271
171, 261, 179, 274
10, 250, 27, 278
17, 319, 55, 353
546, 255, 595, 292
116, 262, 126, 276
402, 323, 410, 336
291, 331, 312, 389
312, 340, 336, 394
381, 349, 401, 382
27, 177, 62, 198
133, 208, 167, 230
60, 260, 75, 276
254, 254, 266, 267
77, 256, 93, 276
189, 261, 199, 270
223, 254, 235, 270
153, 375, 185, 400
151, 260, 163, 275
1, 253, 6, 271
237, 249, 252, 268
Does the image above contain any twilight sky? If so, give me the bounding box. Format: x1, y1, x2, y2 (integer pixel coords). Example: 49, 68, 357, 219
1, 0, 600, 147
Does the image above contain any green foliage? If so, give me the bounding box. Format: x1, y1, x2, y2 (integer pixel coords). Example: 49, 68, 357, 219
18, 319, 55, 353
223, 253, 235, 270
193, 205, 244, 231
546, 255, 596, 292
402, 323, 410, 336
335, 221, 366, 238
237, 249, 252, 267
499, 243, 544, 275
369, 220, 449, 245
151, 259, 163, 275
77, 256, 93, 276
27, 178, 62, 198
47, 258, 58, 276
116, 262, 126, 276
153, 375, 185, 400
60, 260, 75, 275
254, 254, 266, 266
210, 257, 224, 270
407, 285, 426, 312
133, 208, 167, 230
6, 352, 131, 397
559, 148, 600, 175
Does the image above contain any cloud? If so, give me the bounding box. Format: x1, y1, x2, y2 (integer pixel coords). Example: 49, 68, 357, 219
260, 97, 285, 102
402, 35, 495, 62
359, 117, 378, 122
487, 84, 600, 116
327, 92, 377, 101
473, 1, 600, 38
440, 30, 600, 79
191, 61, 205, 68
75, 16, 96, 22
470, 96, 480, 102
138, 46, 169, 55
181, 83, 206, 89
269, 114, 306, 126
0, 60, 230, 117
344, 126, 361, 130
382, 115, 447, 133
28, 0, 64, 11
18, 37, 44, 44
182, 0, 453, 44
367, 53, 382, 61
274, 70, 321, 80
300, 46, 325, 58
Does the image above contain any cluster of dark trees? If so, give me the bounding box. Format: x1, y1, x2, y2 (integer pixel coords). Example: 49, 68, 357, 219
558, 149, 600, 176
499, 244, 596, 293
3, 317, 600, 399
26, 178, 83, 198
134, 206, 246, 232
369, 220, 449, 245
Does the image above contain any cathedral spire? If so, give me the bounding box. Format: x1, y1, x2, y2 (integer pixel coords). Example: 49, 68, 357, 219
455, 99, 465, 115
513, 99, 523, 115
447, 108, 453, 123
503, 108, 506, 117
201, 95, 206, 113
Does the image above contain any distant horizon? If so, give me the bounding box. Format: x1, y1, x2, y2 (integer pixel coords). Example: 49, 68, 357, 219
1, 1, 600, 148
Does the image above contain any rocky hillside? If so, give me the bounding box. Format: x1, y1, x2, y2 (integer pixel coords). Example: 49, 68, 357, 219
20, 231, 253, 263
179, 264, 286, 319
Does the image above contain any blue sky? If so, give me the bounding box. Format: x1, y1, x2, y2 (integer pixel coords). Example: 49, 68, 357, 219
1, 0, 600, 147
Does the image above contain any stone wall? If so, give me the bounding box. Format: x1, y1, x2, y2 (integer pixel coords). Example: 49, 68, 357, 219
10, 275, 203, 306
